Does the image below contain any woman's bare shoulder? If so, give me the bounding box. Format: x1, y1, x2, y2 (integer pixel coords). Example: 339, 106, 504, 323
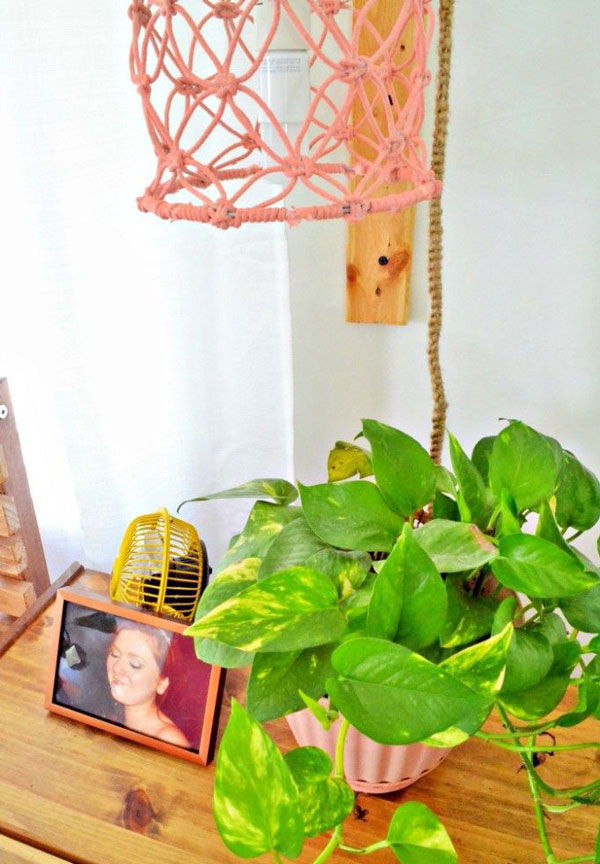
158, 721, 190, 748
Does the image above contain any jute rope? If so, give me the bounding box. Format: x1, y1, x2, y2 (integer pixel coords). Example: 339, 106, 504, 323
427, 0, 455, 463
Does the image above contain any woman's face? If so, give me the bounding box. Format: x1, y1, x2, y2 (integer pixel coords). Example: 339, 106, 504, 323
106, 629, 168, 706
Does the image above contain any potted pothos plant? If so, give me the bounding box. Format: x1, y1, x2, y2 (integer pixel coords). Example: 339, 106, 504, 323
180, 418, 600, 864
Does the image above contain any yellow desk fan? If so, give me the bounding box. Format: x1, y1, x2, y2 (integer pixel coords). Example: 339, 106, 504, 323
110, 508, 208, 621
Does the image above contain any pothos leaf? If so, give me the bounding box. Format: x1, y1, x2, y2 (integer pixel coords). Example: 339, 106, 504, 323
387, 801, 458, 864
179, 478, 298, 510
284, 747, 354, 838
192, 558, 258, 668
185, 567, 347, 653
327, 441, 372, 482
213, 700, 303, 859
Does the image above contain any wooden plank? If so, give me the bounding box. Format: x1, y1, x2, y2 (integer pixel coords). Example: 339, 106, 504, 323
346, 2, 418, 325
0, 380, 49, 596
0, 833, 74, 864
0, 495, 20, 537
0, 536, 28, 577
0, 561, 83, 657
0, 575, 35, 617
0, 446, 7, 487
0, 568, 597, 864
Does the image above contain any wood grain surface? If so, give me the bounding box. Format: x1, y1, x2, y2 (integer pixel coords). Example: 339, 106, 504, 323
0, 833, 72, 863
345, 1, 417, 326
0, 569, 597, 864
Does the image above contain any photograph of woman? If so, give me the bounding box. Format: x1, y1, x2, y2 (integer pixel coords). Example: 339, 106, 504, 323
53, 600, 216, 755
106, 622, 189, 747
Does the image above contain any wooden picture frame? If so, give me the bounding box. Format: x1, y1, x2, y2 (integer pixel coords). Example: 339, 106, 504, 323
45, 588, 225, 765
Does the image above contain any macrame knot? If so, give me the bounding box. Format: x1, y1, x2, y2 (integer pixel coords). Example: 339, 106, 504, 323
341, 197, 371, 222
317, 0, 348, 14
212, 1, 240, 19
412, 69, 432, 88
208, 200, 236, 229
282, 156, 314, 179
331, 123, 354, 142
240, 133, 259, 153
175, 76, 202, 96
160, 0, 177, 15
208, 72, 239, 98
136, 75, 152, 96
339, 57, 369, 82
129, 1, 151, 24
286, 208, 302, 227
384, 132, 409, 160
165, 148, 186, 173
379, 63, 395, 84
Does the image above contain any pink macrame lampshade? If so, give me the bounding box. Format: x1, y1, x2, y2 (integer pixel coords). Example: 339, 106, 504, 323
129, 0, 440, 229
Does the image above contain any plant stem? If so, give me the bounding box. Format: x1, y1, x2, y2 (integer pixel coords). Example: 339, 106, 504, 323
335, 719, 350, 778
273, 853, 283, 864
313, 829, 342, 864
496, 707, 557, 864
487, 504, 501, 532
543, 801, 582, 814
558, 857, 594, 864
312, 719, 352, 864
476, 736, 600, 753
477, 720, 557, 739
537, 777, 600, 799
569, 628, 580, 642
338, 841, 389, 855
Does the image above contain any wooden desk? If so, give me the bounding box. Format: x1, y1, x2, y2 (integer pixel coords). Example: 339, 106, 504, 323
0, 566, 597, 864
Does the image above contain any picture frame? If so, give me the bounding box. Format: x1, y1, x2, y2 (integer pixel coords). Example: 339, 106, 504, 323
45, 588, 225, 765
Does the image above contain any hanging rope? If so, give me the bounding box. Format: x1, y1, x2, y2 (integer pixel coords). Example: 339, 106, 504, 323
427, 0, 455, 463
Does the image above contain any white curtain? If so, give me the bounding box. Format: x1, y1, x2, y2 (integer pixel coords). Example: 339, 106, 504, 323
0, 0, 295, 576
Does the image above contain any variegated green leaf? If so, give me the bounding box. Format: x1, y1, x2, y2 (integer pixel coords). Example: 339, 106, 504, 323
327, 441, 372, 482
214, 700, 303, 859
298, 690, 338, 730
489, 421, 561, 510
284, 748, 354, 838
299, 480, 405, 552
362, 419, 437, 517
258, 516, 370, 598
192, 558, 259, 668
440, 623, 513, 698
186, 567, 347, 653
493, 534, 597, 598
367, 524, 446, 650
440, 578, 498, 648
179, 478, 298, 510
448, 431, 493, 528
328, 638, 485, 745
471, 436, 495, 485
500, 641, 581, 721
247, 645, 334, 721
501, 630, 553, 694
424, 625, 512, 747
217, 501, 302, 572
555, 450, 600, 531
387, 801, 458, 864
413, 520, 498, 573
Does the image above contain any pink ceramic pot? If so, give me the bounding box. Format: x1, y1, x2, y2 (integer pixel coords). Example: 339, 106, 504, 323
286, 705, 451, 795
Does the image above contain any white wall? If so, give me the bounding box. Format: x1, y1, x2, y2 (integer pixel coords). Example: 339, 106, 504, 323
289, 0, 600, 559
0, 1, 598, 576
